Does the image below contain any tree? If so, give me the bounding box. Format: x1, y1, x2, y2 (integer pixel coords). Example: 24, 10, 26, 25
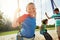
0, 10, 3, 19
0, 10, 12, 32
0, 10, 5, 32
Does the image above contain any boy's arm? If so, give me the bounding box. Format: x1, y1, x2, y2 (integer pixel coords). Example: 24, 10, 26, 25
38, 26, 41, 29
12, 8, 21, 27
39, 25, 43, 30
39, 26, 42, 30
45, 12, 51, 19
12, 14, 28, 27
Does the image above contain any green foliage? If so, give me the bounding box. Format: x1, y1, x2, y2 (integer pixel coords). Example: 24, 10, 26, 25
36, 24, 55, 29
0, 11, 3, 19
46, 24, 55, 28
0, 10, 13, 32
36, 26, 39, 29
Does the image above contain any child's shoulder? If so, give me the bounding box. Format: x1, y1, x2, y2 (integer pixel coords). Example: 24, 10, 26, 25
17, 14, 29, 22
19, 14, 29, 18
22, 14, 29, 16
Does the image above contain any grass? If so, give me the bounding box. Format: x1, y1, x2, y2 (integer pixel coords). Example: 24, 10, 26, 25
36, 27, 55, 31
47, 27, 55, 30
0, 27, 55, 36
0, 30, 18, 36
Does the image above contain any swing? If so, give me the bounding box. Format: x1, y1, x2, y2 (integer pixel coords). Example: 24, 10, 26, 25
16, 0, 35, 40
50, 0, 57, 11
16, 32, 35, 40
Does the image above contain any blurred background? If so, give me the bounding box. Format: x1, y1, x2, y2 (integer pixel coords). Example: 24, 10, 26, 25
0, 0, 60, 35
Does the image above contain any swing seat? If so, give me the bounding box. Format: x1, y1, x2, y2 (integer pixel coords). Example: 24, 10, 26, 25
16, 32, 35, 40
22, 37, 35, 40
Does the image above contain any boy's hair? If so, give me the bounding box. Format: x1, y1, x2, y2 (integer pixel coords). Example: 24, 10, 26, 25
27, 2, 34, 6
54, 8, 59, 12
26, 2, 35, 8
42, 19, 48, 24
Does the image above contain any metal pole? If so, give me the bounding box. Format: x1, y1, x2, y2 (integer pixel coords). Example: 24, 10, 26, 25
17, 0, 20, 17
50, 0, 54, 10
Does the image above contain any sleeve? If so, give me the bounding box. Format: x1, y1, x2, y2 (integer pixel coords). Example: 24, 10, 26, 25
17, 14, 28, 23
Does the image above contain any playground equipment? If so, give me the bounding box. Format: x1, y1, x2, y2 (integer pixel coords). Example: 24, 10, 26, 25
16, 0, 35, 40
50, 0, 57, 11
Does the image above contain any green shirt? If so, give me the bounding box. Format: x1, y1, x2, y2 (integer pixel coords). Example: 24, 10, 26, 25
40, 24, 47, 34
51, 13, 60, 27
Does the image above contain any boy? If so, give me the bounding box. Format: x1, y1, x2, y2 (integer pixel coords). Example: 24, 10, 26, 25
45, 8, 60, 40
12, 2, 36, 40
40, 19, 53, 40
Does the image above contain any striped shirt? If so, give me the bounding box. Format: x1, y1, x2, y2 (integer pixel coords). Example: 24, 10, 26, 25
51, 13, 60, 27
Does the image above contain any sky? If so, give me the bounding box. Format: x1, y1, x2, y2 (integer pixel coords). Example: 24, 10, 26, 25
0, 0, 60, 26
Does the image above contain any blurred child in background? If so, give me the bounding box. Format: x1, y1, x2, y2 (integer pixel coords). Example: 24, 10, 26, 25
40, 19, 53, 40
45, 8, 60, 40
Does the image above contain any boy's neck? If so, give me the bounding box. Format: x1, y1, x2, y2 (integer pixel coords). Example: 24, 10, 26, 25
28, 13, 35, 18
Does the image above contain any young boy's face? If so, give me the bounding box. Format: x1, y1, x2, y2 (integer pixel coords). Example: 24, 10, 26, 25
26, 4, 36, 16
45, 21, 48, 24
54, 10, 59, 14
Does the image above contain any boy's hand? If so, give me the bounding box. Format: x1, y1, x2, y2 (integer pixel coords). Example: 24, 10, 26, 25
45, 12, 47, 16
45, 12, 51, 19
16, 8, 21, 13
